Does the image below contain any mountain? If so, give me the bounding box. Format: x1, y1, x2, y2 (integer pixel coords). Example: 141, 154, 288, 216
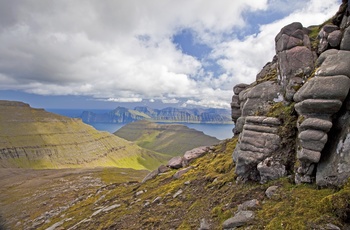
80, 106, 232, 124
114, 120, 220, 156
0, 100, 168, 170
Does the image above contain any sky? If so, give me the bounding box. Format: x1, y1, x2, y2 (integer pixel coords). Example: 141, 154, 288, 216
0, 0, 341, 109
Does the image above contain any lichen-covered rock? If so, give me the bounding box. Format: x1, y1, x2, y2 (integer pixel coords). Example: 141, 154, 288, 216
167, 156, 184, 169
142, 170, 159, 183
232, 2, 350, 187
316, 50, 350, 77
222, 211, 255, 229
233, 83, 249, 95
316, 102, 350, 187
293, 75, 350, 102
257, 157, 286, 184
318, 25, 341, 53
183, 146, 208, 163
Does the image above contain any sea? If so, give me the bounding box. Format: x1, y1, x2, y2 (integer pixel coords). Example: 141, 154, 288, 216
46, 109, 235, 140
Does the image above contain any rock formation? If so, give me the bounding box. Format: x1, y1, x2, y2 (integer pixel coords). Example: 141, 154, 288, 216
231, 0, 350, 187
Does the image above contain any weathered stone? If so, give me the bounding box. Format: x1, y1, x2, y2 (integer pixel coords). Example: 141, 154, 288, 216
239, 143, 275, 155
237, 199, 260, 212
158, 165, 171, 173
265, 186, 279, 199
183, 146, 208, 163
328, 30, 342, 47
297, 148, 321, 163
222, 211, 255, 229
234, 83, 249, 95
340, 26, 350, 50
152, 197, 162, 204
324, 223, 341, 230
275, 22, 303, 42
199, 218, 210, 230
246, 81, 280, 100
173, 189, 183, 198
299, 130, 327, 142
167, 156, 184, 169
316, 50, 350, 77
173, 166, 193, 179
285, 76, 304, 101
231, 95, 240, 108
316, 49, 339, 67
278, 46, 315, 79
299, 118, 332, 132
293, 75, 350, 102
231, 109, 241, 120
142, 169, 159, 183
295, 99, 343, 115
276, 34, 303, 52
240, 136, 279, 150
317, 130, 350, 187
243, 124, 278, 134
235, 151, 265, 180
322, 24, 339, 34
257, 157, 287, 183
235, 117, 246, 133
245, 116, 281, 126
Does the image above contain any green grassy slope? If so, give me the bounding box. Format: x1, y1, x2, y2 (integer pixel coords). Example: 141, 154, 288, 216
0, 101, 168, 170
31, 137, 350, 230
114, 120, 220, 156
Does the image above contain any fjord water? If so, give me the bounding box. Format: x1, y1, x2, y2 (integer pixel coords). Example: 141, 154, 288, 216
47, 109, 234, 140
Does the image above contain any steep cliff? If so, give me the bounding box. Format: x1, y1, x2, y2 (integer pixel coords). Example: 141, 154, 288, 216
80, 106, 232, 124
231, 1, 350, 187
0, 101, 168, 170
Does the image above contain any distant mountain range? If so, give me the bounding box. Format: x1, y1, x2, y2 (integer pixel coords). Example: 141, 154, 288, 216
80, 106, 232, 124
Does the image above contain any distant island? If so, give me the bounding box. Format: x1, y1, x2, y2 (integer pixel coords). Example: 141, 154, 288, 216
80, 106, 232, 124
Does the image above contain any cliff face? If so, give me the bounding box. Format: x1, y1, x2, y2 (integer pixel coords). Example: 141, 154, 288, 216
80, 106, 232, 124
231, 1, 350, 187
0, 101, 168, 170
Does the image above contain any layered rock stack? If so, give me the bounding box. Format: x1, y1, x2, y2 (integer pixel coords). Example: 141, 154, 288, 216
293, 50, 350, 183
233, 116, 282, 182
275, 22, 316, 101
231, 1, 350, 187
231, 83, 248, 134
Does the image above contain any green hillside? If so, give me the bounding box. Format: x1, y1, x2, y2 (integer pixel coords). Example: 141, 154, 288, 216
4, 137, 345, 230
0, 101, 169, 170
114, 120, 220, 156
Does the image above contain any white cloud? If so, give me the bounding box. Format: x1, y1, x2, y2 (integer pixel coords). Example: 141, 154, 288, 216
0, 0, 341, 108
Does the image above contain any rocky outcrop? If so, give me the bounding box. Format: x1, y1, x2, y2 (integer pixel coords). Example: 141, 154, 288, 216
275, 22, 316, 101
142, 146, 213, 182
293, 50, 350, 183
231, 1, 350, 187
233, 116, 282, 182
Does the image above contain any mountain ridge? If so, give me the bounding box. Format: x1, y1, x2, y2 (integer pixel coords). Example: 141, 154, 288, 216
80, 106, 232, 124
